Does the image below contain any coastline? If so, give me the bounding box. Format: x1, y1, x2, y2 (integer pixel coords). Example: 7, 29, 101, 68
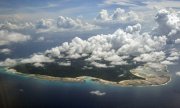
4, 63, 171, 87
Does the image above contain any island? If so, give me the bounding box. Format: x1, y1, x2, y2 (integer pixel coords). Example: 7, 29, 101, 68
5, 56, 170, 87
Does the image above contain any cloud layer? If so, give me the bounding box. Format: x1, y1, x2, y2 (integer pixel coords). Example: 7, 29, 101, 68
44, 23, 166, 62
0, 8, 180, 69
36, 16, 98, 33
12, 23, 167, 68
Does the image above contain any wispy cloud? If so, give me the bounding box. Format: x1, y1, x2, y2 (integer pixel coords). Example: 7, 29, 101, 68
90, 90, 106, 96
99, 0, 139, 7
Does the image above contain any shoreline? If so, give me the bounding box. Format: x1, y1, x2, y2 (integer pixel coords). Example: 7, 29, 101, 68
4, 64, 171, 87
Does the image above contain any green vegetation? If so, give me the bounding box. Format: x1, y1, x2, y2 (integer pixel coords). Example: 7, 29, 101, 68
12, 57, 145, 82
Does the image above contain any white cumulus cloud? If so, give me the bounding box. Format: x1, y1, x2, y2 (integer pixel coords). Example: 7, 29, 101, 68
175, 39, 180, 44
0, 30, 31, 46
43, 23, 167, 67
36, 16, 98, 33
20, 54, 54, 64
152, 9, 180, 38
161, 60, 174, 65
36, 19, 54, 29
0, 48, 11, 54
96, 8, 141, 23
134, 51, 166, 62
0, 22, 34, 30
176, 72, 180, 76
0, 58, 17, 67
1, 8, 180, 68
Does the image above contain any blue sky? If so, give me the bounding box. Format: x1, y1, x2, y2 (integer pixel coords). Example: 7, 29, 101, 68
0, 0, 179, 22
0, 0, 101, 15
0, 0, 148, 19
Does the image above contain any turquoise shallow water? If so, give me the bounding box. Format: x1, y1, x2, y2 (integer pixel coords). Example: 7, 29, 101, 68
0, 65, 180, 108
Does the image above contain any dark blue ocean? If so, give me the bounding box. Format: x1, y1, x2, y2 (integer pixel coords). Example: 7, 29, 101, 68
0, 63, 180, 108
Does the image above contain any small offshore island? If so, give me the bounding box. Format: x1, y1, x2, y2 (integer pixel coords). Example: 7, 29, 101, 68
5, 57, 170, 87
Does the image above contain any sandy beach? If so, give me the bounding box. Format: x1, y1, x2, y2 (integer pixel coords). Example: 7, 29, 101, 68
4, 63, 170, 87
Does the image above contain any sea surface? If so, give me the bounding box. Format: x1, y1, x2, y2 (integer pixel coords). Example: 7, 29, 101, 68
0, 63, 180, 108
